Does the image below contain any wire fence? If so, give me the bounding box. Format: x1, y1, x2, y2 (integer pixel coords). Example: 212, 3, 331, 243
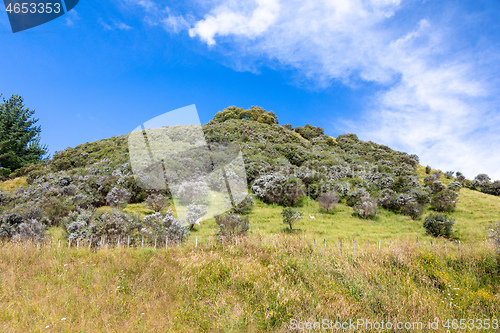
2, 234, 497, 259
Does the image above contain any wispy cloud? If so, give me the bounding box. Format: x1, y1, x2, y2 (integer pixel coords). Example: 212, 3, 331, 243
184, 0, 500, 179
99, 19, 133, 31
123, 0, 500, 179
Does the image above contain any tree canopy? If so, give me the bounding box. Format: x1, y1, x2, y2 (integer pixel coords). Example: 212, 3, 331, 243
0, 94, 47, 175
212, 106, 279, 125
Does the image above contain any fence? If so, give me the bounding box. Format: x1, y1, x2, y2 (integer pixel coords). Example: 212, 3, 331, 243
3, 234, 496, 259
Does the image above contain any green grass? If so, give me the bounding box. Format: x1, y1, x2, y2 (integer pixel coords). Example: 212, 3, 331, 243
0, 236, 498, 332
0, 177, 27, 192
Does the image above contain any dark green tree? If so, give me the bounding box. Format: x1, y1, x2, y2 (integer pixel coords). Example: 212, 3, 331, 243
0, 94, 47, 173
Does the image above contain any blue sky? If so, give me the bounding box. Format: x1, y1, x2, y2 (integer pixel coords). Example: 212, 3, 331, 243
1, 0, 500, 179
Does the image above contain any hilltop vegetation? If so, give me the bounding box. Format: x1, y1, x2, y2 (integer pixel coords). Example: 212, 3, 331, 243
0, 106, 499, 246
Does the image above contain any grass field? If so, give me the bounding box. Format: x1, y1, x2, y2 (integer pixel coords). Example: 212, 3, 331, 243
0, 236, 498, 332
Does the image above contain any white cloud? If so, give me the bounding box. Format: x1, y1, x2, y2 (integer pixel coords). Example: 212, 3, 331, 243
189, 0, 280, 45
183, 0, 500, 179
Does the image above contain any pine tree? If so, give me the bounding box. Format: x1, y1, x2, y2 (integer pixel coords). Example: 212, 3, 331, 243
0, 94, 47, 174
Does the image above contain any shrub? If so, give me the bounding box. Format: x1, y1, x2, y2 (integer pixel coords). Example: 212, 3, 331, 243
252, 173, 305, 207
142, 210, 190, 242
231, 195, 254, 215
487, 222, 500, 257
106, 187, 132, 207
401, 203, 424, 220
294, 124, 325, 140
346, 188, 369, 207
424, 214, 455, 238
428, 180, 446, 194
63, 208, 94, 241
40, 196, 73, 226
87, 209, 140, 241
177, 181, 209, 205
431, 189, 459, 213
353, 196, 378, 219
425, 165, 431, 174
318, 191, 339, 213
185, 204, 208, 230
445, 171, 454, 179
145, 194, 170, 212
447, 181, 462, 192
215, 213, 250, 242
281, 207, 303, 231
0, 212, 45, 241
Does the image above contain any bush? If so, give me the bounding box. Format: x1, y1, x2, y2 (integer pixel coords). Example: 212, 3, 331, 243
185, 204, 208, 230
252, 173, 305, 207
487, 222, 500, 257
106, 187, 132, 207
145, 194, 170, 212
87, 209, 140, 241
215, 213, 250, 242
0, 212, 45, 241
142, 210, 190, 242
401, 203, 424, 220
353, 196, 378, 219
282, 207, 303, 231
346, 188, 369, 207
431, 189, 459, 213
294, 124, 325, 140
424, 214, 455, 238
447, 181, 462, 192
177, 181, 209, 205
231, 195, 254, 215
425, 165, 431, 174
318, 191, 339, 213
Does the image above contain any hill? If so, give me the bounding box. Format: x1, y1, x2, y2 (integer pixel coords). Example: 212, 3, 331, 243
0, 107, 499, 244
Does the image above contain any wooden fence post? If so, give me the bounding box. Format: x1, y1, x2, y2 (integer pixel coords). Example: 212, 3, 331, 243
196, 236, 198, 247
324, 239, 326, 252
338, 238, 342, 254
444, 240, 447, 255
458, 240, 461, 256
58, 240, 61, 248
128, 236, 130, 248
89, 237, 92, 250
378, 240, 381, 251
68, 239, 71, 248
353, 239, 356, 254
154, 237, 157, 249
141, 235, 144, 248
208, 236, 211, 245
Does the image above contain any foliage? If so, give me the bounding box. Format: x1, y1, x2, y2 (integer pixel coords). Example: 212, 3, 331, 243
487, 222, 500, 257
317, 191, 339, 213
212, 106, 278, 125
424, 213, 455, 238
215, 212, 250, 242
252, 173, 305, 207
106, 187, 132, 207
142, 210, 190, 242
431, 189, 459, 213
353, 195, 378, 219
401, 202, 424, 220
294, 124, 324, 140
0, 94, 47, 173
0, 211, 45, 241
231, 195, 254, 215
281, 207, 303, 231
145, 193, 170, 212
185, 204, 208, 230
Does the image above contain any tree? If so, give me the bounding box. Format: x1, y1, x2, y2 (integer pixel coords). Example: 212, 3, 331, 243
0, 94, 47, 173
318, 191, 339, 213
281, 207, 303, 231
145, 193, 170, 212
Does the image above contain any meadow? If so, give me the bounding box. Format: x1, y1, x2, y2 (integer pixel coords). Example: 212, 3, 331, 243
1, 235, 499, 332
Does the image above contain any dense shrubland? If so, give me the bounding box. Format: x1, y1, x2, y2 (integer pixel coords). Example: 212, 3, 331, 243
1, 105, 499, 243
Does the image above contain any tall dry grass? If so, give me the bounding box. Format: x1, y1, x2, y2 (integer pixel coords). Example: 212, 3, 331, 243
0, 235, 499, 332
